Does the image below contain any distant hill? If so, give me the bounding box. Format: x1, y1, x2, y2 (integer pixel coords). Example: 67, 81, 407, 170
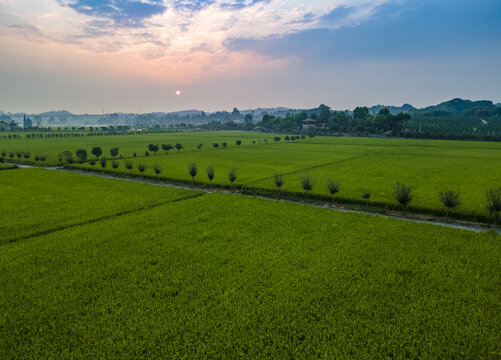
368, 98, 499, 118
369, 104, 417, 115
38, 110, 74, 117
165, 110, 205, 117
415, 98, 495, 117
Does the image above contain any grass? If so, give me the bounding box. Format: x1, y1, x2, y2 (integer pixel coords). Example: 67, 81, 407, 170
0, 163, 17, 170
2, 131, 501, 220
0, 168, 200, 244
0, 169, 500, 358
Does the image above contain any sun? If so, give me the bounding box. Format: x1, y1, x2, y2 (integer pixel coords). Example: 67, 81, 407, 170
176, 90, 181, 96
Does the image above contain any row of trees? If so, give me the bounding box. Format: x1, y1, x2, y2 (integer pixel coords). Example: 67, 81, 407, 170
0, 150, 47, 162
61, 147, 120, 164
80, 156, 501, 224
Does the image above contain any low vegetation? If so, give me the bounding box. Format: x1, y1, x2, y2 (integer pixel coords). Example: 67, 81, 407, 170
0, 175, 499, 358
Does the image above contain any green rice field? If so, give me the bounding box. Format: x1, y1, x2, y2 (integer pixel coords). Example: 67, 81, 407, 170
0, 169, 500, 358
10, 131, 495, 220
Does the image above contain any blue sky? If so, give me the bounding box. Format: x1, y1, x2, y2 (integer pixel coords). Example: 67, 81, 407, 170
0, 0, 500, 113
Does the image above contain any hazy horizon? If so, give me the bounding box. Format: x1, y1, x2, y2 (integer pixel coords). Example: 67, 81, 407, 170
1, 0, 500, 114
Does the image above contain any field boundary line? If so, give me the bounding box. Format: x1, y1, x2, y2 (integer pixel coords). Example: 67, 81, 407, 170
243, 152, 376, 186
4, 192, 206, 245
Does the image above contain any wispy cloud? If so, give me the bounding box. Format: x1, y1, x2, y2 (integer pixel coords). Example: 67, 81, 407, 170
0, 0, 391, 80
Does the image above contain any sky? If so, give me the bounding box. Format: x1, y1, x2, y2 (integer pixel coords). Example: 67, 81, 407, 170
0, 0, 500, 114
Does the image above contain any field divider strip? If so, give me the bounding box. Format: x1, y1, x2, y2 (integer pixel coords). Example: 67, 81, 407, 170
243, 152, 376, 186
5, 192, 207, 245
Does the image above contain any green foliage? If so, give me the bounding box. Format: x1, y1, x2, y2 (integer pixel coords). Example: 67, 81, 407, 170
110, 147, 119, 157
273, 173, 285, 189
124, 160, 133, 171
213, 143, 219, 148
187, 162, 198, 184
148, 144, 159, 154
394, 182, 413, 212
439, 190, 461, 218
111, 160, 119, 170
236, 140, 242, 146
137, 162, 147, 175
75, 148, 87, 163
161, 144, 174, 153
299, 175, 314, 200
62, 150, 73, 164
91, 146, 102, 158
485, 188, 501, 225
227, 168, 237, 185
153, 162, 162, 175
175, 143, 184, 151
206, 164, 215, 186
99, 158, 106, 171
326, 178, 341, 198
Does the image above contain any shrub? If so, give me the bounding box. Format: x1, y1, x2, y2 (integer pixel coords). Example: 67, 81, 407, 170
236, 140, 242, 146
137, 162, 147, 177
8, 152, 14, 158
175, 143, 184, 151
394, 182, 413, 213
133, 152, 137, 157
89, 158, 96, 170
485, 188, 501, 226
228, 168, 238, 188
162, 144, 174, 153
252, 140, 256, 144
125, 160, 133, 172
23, 151, 31, 159
197, 143, 203, 149
91, 146, 102, 158
222, 142, 227, 148
187, 162, 198, 185
273, 173, 285, 197
100, 158, 106, 172
361, 190, 371, 206
62, 150, 74, 164
153, 162, 162, 175
75, 149, 87, 163
110, 147, 119, 157
111, 160, 119, 171
213, 143, 219, 148
326, 178, 341, 200
148, 144, 159, 154
439, 190, 461, 219
206, 165, 215, 187
145, 151, 150, 156
16, 150, 22, 159
299, 175, 314, 200
285, 136, 290, 141
274, 137, 281, 142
